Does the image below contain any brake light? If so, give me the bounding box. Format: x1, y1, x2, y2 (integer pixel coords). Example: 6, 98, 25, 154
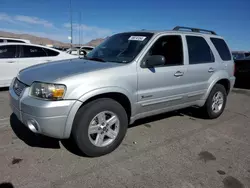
233, 62, 236, 76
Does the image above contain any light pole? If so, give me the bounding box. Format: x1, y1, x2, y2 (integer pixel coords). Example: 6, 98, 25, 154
70, 0, 73, 46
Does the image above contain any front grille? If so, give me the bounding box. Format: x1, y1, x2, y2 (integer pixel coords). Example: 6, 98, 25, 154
13, 78, 27, 96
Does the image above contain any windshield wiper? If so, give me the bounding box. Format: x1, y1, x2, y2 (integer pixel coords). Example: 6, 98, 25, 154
85, 57, 106, 62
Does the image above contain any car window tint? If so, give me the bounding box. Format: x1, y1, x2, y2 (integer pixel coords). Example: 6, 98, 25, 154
0, 45, 17, 59
81, 47, 93, 51
22, 45, 47, 58
186, 36, 214, 64
147, 35, 183, 66
7, 39, 25, 43
43, 48, 59, 56
210, 38, 232, 61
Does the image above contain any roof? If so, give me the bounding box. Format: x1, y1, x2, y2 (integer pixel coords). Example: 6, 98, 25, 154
0, 42, 62, 53
125, 26, 221, 37
0, 37, 30, 43
128, 30, 221, 37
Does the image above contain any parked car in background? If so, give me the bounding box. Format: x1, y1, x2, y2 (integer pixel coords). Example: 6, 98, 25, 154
0, 43, 77, 87
80, 46, 94, 54
0, 37, 31, 44
234, 55, 250, 81
66, 46, 94, 56
66, 47, 79, 55
232, 51, 250, 60
9, 26, 235, 157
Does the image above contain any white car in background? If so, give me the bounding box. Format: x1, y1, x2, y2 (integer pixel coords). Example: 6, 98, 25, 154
0, 37, 31, 44
0, 43, 78, 87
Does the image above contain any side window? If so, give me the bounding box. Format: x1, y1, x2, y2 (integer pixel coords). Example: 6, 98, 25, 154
147, 35, 183, 66
186, 36, 214, 64
21, 45, 47, 58
43, 48, 59, 56
0, 45, 17, 59
0, 39, 4, 43
7, 39, 25, 43
210, 38, 232, 61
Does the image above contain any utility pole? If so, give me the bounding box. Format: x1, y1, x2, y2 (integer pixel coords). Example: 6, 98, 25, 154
70, 0, 73, 46
79, 12, 81, 45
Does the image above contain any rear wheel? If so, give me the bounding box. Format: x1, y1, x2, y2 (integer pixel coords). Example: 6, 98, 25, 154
72, 98, 128, 157
202, 84, 227, 119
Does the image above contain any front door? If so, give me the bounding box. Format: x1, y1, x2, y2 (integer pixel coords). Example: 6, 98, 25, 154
137, 34, 189, 114
0, 45, 19, 87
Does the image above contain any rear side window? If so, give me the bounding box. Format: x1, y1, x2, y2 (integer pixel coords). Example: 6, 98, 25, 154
7, 39, 25, 43
0, 45, 17, 58
21, 45, 47, 58
0, 39, 4, 43
43, 48, 59, 56
210, 38, 232, 61
186, 36, 214, 64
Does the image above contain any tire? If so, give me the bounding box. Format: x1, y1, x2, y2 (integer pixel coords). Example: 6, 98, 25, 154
72, 98, 128, 157
202, 84, 227, 119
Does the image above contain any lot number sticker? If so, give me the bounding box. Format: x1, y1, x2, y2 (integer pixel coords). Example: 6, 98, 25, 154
128, 36, 146, 41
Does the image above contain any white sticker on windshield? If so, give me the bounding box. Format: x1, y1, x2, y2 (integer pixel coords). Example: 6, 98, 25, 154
128, 36, 146, 41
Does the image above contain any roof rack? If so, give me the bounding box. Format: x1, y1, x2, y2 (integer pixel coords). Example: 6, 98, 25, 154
173, 26, 217, 35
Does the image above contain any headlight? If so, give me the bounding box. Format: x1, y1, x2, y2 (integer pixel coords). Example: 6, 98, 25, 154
30, 82, 66, 100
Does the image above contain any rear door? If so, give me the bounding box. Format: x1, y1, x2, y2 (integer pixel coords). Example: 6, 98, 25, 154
18, 45, 50, 71
0, 45, 19, 87
184, 35, 219, 102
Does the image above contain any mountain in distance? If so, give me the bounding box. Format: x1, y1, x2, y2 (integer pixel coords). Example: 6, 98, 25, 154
0, 30, 105, 47
85, 38, 106, 47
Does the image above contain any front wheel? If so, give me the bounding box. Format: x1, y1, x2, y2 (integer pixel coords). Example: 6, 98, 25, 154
202, 84, 227, 119
72, 98, 128, 157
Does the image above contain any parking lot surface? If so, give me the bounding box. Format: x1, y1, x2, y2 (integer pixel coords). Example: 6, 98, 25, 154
0, 89, 250, 188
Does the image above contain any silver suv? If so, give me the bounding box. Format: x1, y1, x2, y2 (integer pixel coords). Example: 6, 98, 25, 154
9, 26, 235, 157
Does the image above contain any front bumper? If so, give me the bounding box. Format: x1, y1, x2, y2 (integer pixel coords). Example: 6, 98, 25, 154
9, 79, 77, 139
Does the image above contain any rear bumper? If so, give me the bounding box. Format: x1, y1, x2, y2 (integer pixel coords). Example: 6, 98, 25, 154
229, 76, 236, 92
9, 80, 78, 139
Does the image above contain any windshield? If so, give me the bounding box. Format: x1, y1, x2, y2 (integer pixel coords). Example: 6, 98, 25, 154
86, 32, 153, 63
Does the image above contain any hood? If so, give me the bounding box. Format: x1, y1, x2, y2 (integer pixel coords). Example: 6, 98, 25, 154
18, 58, 122, 85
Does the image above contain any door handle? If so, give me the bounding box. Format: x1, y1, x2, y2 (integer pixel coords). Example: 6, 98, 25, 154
174, 71, 184, 77
208, 68, 215, 73
7, 61, 15, 63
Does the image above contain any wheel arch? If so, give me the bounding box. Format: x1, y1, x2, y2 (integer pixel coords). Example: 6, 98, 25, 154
204, 77, 231, 102
63, 87, 134, 138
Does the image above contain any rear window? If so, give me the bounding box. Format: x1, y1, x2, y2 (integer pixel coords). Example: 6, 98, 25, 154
210, 38, 231, 61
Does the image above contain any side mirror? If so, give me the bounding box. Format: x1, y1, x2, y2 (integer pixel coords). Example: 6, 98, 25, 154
142, 55, 165, 68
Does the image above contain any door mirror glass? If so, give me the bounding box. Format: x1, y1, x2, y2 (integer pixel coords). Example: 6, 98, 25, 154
143, 55, 165, 68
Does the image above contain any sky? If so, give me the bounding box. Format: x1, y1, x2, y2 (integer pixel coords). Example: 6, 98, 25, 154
0, 0, 249, 50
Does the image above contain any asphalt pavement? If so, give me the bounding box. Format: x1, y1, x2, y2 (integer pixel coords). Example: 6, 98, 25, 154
0, 88, 250, 188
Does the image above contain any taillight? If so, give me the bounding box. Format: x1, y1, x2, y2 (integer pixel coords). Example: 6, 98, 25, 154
233, 62, 236, 76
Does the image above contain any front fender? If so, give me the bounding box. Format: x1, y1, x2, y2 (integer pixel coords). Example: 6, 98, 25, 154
77, 86, 135, 104
63, 86, 135, 138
